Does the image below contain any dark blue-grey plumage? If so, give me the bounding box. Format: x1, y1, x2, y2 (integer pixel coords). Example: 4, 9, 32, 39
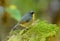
20, 13, 32, 22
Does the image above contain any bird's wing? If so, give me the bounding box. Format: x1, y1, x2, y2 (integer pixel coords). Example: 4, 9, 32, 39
20, 14, 32, 22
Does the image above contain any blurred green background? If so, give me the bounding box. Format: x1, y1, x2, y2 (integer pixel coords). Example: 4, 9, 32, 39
0, 0, 60, 41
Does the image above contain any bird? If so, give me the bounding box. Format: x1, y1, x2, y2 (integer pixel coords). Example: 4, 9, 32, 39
12, 10, 35, 30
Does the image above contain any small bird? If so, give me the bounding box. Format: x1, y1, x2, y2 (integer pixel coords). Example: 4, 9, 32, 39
12, 10, 35, 30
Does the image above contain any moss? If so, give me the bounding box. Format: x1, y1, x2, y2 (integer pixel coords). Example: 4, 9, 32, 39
7, 20, 59, 41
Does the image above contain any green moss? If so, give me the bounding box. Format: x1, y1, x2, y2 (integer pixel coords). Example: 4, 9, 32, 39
7, 20, 59, 41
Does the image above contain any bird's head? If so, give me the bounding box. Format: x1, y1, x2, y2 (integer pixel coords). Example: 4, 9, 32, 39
29, 10, 35, 21
30, 10, 34, 15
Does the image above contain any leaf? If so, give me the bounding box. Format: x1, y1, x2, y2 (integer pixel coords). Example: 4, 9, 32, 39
6, 5, 21, 21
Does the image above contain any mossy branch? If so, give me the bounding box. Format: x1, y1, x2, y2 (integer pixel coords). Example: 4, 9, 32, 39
7, 20, 59, 41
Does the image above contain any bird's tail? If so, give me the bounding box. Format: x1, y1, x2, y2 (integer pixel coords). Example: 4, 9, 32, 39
12, 22, 20, 30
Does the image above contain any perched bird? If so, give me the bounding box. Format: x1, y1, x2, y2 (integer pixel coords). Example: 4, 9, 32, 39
12, 10, 35, 30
